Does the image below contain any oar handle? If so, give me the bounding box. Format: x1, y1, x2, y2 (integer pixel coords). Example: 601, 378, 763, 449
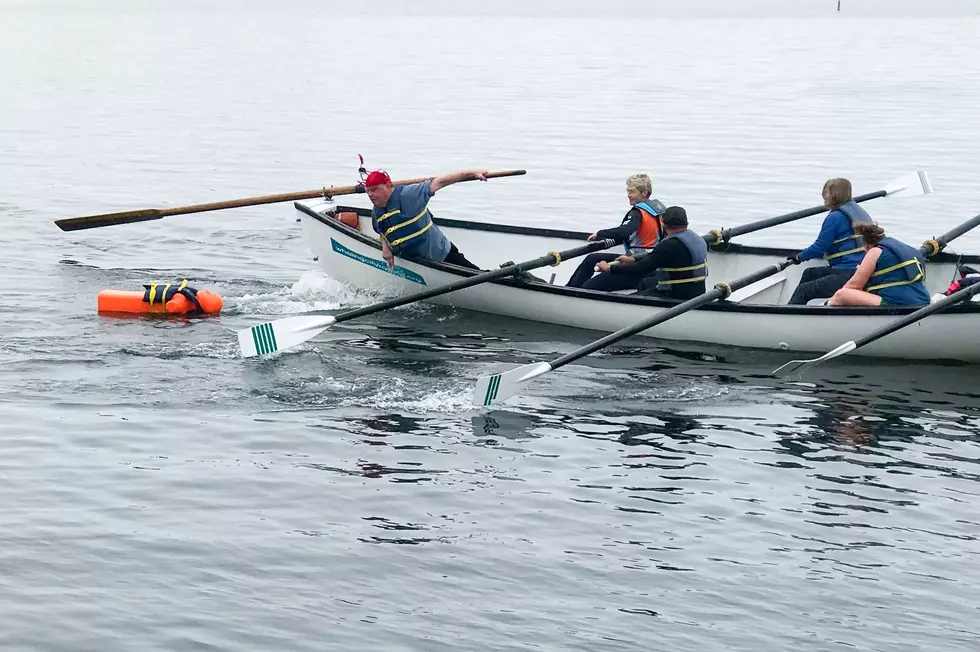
921, 212, 980, 257
705, 190, 887, 245
333, 238, 616, 324
550, 260, 793, 371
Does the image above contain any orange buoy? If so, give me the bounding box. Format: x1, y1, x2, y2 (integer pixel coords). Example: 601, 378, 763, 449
97, 280, 223, 315
335, 211, 361, 230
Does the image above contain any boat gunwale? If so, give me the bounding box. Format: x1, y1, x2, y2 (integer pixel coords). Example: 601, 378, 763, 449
298, 201, 980, 318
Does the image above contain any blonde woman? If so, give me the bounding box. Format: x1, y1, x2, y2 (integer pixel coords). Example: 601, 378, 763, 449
566, 173, 667, 290
787, 178, 873, 304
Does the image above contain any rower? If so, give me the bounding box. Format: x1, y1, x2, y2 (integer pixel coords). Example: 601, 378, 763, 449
566, 173, 666, 289
829, 222, 930, 306
364, 167, 487, 271
786, 177, 873, 305
595, 206, 708, 300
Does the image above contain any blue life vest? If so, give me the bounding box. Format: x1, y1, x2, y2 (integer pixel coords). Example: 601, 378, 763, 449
372, 185, 451, 261
141, 279, 204, 312
625, 199, 667, 255
865, 236, 930, 305
654, 229, 709, 294
824, 200, 873, 269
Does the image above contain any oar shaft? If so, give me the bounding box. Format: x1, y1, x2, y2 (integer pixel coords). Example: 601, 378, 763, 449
854, 281, 980, 349
159, 189, 326, 217
161, 170, 527, 216
707, 190, 887, 245
334, 239, 615, 324
928, 213, 980, 255
550, 260, 792, 371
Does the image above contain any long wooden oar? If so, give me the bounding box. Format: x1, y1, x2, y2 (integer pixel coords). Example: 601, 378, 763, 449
472, 259, 795, 406
237, 238, 617, 358
771, 212, 980, 376
702, 169, 931, 245
54, 169, 527, 232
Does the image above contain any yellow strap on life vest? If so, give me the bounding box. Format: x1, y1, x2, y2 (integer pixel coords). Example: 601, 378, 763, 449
658, 262, 708, 285
158, 283, 171, 310
383, 206, 429, 237
378, 208, 401, 223
147, 280, 188, 311
147, 283, 170, 311
824, 234, 864, 261
661, 263, 707, 273
825, 246, 864, 261
865, 259, 924, 292
659, 276, 708, 285
389, 220, 433, 247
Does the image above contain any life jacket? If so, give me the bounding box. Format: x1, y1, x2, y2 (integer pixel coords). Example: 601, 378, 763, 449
864, 237, 930, 305
946, 276, 980, 296
654, 229, 709, 294
625, 199, 667, 254
372, 185, 450, 260
142, 279, 204, 313
945, 265, 980, 296
823, 200, 873, 268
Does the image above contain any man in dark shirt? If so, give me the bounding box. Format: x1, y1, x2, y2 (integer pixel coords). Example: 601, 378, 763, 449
591, 206, 708, 300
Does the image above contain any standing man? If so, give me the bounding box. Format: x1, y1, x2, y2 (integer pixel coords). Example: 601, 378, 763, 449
364, 168, 488, 270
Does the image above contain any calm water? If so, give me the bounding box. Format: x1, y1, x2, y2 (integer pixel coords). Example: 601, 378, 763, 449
2, 1, 980, 650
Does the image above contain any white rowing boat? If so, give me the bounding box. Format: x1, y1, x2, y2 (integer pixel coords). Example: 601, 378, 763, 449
293, 198, 980, 363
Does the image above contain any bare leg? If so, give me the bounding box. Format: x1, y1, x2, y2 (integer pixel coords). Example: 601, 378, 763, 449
829, 288, 883, 306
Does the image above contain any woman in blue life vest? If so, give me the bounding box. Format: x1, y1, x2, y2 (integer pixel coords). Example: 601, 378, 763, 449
786, 177, 874, 305
566, 173, 667, 290
829, 222, 930, 307
365, 168, 487, 271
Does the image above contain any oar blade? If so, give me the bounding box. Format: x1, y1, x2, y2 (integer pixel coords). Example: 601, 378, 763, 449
771, 341, 857, 376
472, 362, 552, 407
884, 170, 932, 198
55, 208, 164, 232
238, 315, 337, 358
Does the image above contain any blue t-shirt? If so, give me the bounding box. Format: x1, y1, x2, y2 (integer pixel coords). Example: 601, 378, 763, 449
371, 180, 451, 262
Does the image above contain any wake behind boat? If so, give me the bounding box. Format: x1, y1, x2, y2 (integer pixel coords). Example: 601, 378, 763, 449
294, 198, 980, 363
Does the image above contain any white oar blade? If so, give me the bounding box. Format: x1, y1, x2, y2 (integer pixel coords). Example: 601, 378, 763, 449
884, 170, 932, 198
472, 362, 552, 407
237, 315, 337, 358
771, 340, 857, 376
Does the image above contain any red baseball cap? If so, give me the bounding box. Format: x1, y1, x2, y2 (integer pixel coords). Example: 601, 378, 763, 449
364, 170, 392, 187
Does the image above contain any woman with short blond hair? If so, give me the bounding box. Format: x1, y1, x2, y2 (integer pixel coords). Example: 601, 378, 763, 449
566, 173, 667, 290
786, 177, 874, 304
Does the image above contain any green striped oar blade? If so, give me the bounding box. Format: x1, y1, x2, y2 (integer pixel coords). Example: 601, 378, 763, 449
471, 362, 552, 407
237, 315, 337, 358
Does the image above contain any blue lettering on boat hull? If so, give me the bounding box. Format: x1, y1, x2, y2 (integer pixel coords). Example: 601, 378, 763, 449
330, 238, 426, 285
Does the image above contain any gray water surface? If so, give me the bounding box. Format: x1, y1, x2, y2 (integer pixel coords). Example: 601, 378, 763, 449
2, 1, 980, 650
